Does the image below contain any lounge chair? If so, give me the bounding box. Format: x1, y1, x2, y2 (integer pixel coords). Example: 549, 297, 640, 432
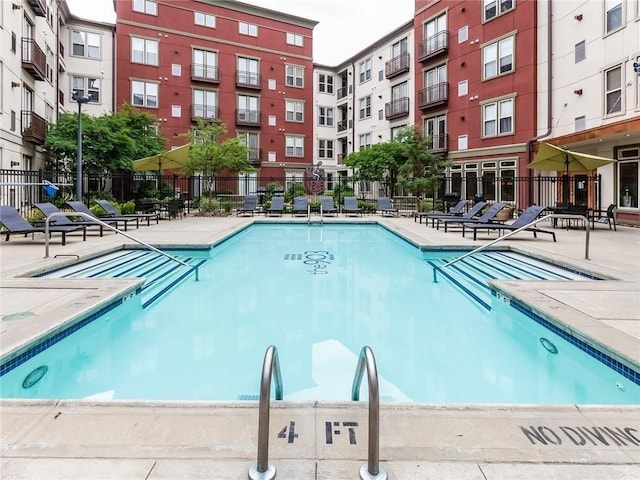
96, 199, 159, 226
439, 202, 507, 232
291, 196, 309, 217
265, 196, 284, 216
65, 201, 139, 230
33, 202, 117, 237
320, 197, 338, 216
236, 195, 258, 217
0, 205, 86, 245
343, 196, 362, 217
462, 205, 556, 241
430, 201, 487, 229
415, 199, 469, 224
377, 197, 398, 217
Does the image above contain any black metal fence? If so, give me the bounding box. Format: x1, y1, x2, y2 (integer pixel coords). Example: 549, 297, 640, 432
1, 169, 601, 218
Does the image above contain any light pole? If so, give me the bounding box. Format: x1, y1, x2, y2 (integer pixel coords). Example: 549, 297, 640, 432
72, 91, 91, 201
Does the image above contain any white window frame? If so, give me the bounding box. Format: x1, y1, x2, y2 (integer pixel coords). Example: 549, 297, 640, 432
72, 76, 100, 103
193, 48, 218, 80
605, 0, 623, 34
71, 30, 100, 59
131, 80, 158, 108
318, 139, 334, 159
195, 11, 215, 28
483, 0, 515, 22
285, 100, 304, 122
286, 64, 304, 87
238, 56, 259, 86
359, 96, 371, 119
359, 58, 372, 83
318, 73, 334, 94
318, 106, 334, 126
482, 35, 514, 79
133, 0, 157, 15
285, 135, 304, 157
131, 36, 158, 65
286, 32, 303, 46
239, 21, 258, 37
482, 97, 514, 137
458, 80, 468, 96
237, 94, 259, 122
604, 64, 623, 115
359, 133, 372, 150
193, 89, 217, 119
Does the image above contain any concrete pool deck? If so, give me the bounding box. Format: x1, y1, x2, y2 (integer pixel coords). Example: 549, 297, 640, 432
1, 213, 639, 479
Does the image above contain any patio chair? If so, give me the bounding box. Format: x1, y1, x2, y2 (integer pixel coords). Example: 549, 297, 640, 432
160, 199, 184, 220
343, 196, 362, 217
589, 204, 617, 231
291, 196, 309, 217
96, 199, 159, 226
462, 205, 556, 241
439, 202, 507, 233
0, 205, 86, 245
430, 202, 487, 229
265, 196, 284, 216
33, 202, 117, 237
135, 198, 157, 214
320, 196, 338, 216
236, 195, 258, 217
415, 199, 469, 224
65, 201, 139, 231
377, 197, 398, 217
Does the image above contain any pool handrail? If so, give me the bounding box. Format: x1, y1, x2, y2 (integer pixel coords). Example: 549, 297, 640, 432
43, 212, 199, 281
249, 344, 283, 480
351, 346, 387, 480
433, 213, 590, 282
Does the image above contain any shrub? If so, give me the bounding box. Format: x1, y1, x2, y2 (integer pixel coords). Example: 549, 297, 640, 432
199, 197, 220, 213
119, 201, 136, 214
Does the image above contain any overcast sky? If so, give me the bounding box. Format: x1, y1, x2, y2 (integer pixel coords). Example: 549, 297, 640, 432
66, 0, 414, 65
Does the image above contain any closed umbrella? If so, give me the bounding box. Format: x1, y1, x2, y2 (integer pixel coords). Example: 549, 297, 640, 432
132, 144, 191, 173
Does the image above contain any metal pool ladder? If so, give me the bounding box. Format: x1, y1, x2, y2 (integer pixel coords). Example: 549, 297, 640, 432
352, 346, 387, 480
248, 345, 283, 480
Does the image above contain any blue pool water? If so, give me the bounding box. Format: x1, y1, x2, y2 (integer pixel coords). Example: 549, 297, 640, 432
1, 224, 638, 404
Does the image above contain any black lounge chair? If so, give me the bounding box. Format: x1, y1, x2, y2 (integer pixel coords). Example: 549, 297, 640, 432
291, 196, 308, 216
65, 201, 139, 230
33, 202, 117, 237
377, 197, 398, 217
439, 202, 507, 232
0, 205, 86, 245
343, 196, 362, 217
430, 201, 487, 229
265, 196, 284, 216
236, 195, 258, 217
415, 199, 469, 224
320, 196, 338, 216
462, 205, 556, 241
96, 199, 159, 226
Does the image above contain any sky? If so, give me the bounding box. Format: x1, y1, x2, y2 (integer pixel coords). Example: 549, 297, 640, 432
66, 0, 415, 65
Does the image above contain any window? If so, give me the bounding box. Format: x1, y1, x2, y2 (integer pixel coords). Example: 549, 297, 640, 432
286, 32, 303, 46
133, 0, 157, 15
318, 74, 333, 93
482, 97, 514, 136
172, 64, 181, 76
618, 147, 639, 208
171, 105, 181, 117
286, 65, 303, 87
458, 135, 468, 150
390, 125, 407, 139
195, 11, 215, 28
424, 114, 447, 151
458, 80, 468, 96
238, 56, 259, 86
193, 89, 217, 119
72, 76, 100, 102
11, 32, 16, 52
604, 65, 622, 114
318, 106, 334, 126
239, 132, 259, 160
359, 133, 371, 150
359, 58, 372, 83
318, 139, 334, 159
131, 37, 158, 65
239, 21, 258, 37
483, 35, 514, 79
359, 96, 371, 119
605, 0, 623, 33
237, 94, 259, 122
72, 30, 100, 59
285, 135, 304, 157
575, 116, 586, 131
575, 41, 586, 63
285, 100, 304, 122
131, 80, 158, 107
194, 49, 218, 81
458, 25, 468, 43
484, 0, 514, 21
391, 38, 408, 58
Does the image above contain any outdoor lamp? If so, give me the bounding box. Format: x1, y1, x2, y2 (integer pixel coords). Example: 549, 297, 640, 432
72, 91, 91, 201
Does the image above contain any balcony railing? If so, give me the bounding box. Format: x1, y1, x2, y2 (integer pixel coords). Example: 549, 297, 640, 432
337, 119, 348, 132
384, 97, 410, 120
22, 38, 46, 81
426, 134, 448, 154
337, 153, 346, 164
236, 109, 262, 126
337, 86, 348, 100
236, 71, 261, 89
248, 148, 263, 166
418, 30, 449, 62
26, 0, 47, 16
418, 82, 449, 109
385, 52, 410, 79
192, 64, 219, 83
191, 105, 219, 121
21, 110, 47, 145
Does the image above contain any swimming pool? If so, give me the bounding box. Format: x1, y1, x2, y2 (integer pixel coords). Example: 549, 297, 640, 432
1, 224, 638, 404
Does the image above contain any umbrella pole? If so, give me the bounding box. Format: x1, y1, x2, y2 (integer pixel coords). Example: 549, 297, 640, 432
563, 151, 570, 204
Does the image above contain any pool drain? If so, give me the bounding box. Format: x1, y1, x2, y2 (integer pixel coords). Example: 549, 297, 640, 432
22, 365, 48, 389
539, 337, 558, 354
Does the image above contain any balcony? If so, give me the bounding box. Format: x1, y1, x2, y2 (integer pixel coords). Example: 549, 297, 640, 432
236, 109, 261, 126
21, 110, 46, 145
385, 52, 410, 79
337, 119, 348, 132
337, 86, 348, 100
26, 0, 47, 16
418, 30, 449, 62
337, 153, 346, 165
191, 105, 219, 121
236, 71, 261, 89
418, 82, 449, 109
192, 64, 219, 83
427, 134, 448, 154
384, 97, 410, 120
22, 38, 46, 81
58, 42, 66, 72
248, 148, 263, 166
